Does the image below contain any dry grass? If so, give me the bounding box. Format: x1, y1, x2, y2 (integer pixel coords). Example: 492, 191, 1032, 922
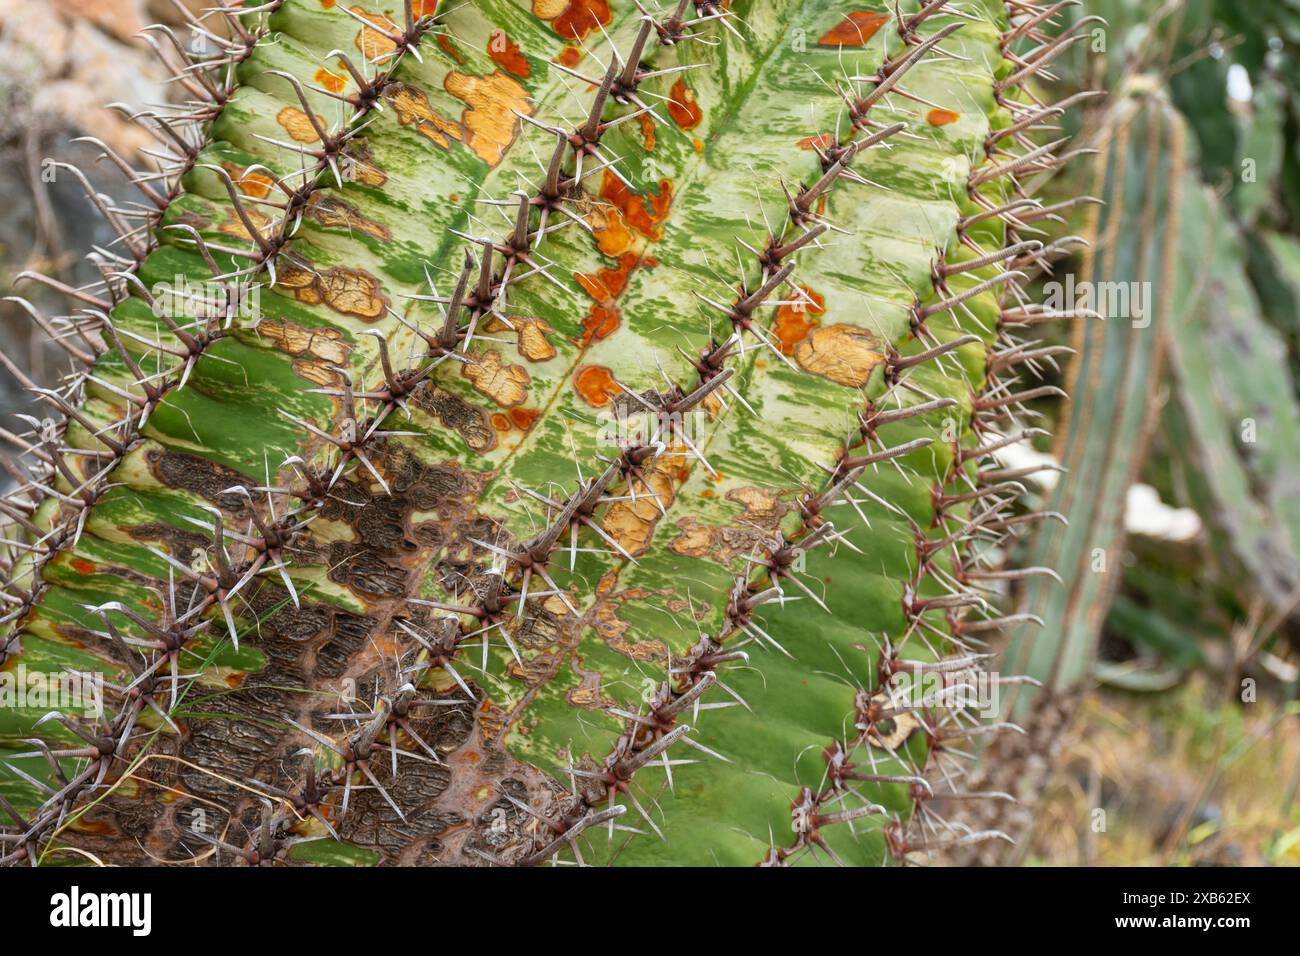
1025, 677, 1300, 866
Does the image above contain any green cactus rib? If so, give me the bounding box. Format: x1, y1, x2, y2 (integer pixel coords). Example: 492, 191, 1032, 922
579, 7, 1032, 867
0, 0, 1077, 866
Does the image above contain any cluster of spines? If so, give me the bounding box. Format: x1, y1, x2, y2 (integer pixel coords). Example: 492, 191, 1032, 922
0, 2, 284, 663
878, 0, 1101, 863
883, 0, 1100, 860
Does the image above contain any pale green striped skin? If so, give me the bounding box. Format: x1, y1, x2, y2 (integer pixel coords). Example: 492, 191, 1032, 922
1, 0, 1058, 866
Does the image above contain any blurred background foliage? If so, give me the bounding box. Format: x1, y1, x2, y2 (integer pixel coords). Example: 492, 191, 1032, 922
1004, 0, 1300, 864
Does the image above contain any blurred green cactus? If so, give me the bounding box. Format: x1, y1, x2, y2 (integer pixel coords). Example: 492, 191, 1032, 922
943, 2, 1300, 861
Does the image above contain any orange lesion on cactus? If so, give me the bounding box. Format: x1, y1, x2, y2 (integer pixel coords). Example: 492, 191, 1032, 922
667, 77, 703, 130
576, 251, 638, 301
221, 162, 273, 199
445, 70, 533, 166
579, 303, 621, 345
566, 173, 675, 391
314, 67, 348, 94
637, 112, 656, 151
574, 364, 618, 407
572, 195, 659, 349
509, 407, 540, 430
276, 106, 326, 143
818, 11, 889, 46
487, 30, 530, 78
437, 34, 467, 64
600, 171, 671, 241
554, 45, 583, 66
588, 200, 636, 258
351, 6, 399, 61
773, 286, 825, 354
533, 0, 611, 41
574, 247, 651, 347
799, 133, 836, 151
927, 108, 960, 126
793, 324, 882, 387
461, 349, 530, 406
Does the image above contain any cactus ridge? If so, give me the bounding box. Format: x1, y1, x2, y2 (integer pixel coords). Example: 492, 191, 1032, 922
0, 0, 1083, 866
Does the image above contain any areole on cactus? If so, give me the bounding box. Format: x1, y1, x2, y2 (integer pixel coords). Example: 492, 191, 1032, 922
0, 0, 1086, 867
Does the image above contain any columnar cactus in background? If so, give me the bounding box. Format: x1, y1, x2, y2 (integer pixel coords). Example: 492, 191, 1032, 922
0, 0, 1085, 866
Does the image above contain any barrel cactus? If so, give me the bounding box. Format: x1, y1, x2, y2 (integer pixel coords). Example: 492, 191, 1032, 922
0, 0, 1084, 866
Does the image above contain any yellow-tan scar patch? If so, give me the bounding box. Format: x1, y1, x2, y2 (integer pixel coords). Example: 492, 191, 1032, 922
601, 455, 680, 556
253, 321, 349, 387
461, 349, 530, 406
445, 70, 532, 166
862, 691, 923, 750
591, 597, 669, 662
275, 263, 388, 321
793, 324, 883, 387
564, 652, 617, 710
532, 0, 568, 18
306, 194, 392, 241
342, 144, 387, 187
384, 82, 463, 149
669, 487, 792, 562
485, 315, 558, 362
276, 106, 324, 143
218, 205, 273, 243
